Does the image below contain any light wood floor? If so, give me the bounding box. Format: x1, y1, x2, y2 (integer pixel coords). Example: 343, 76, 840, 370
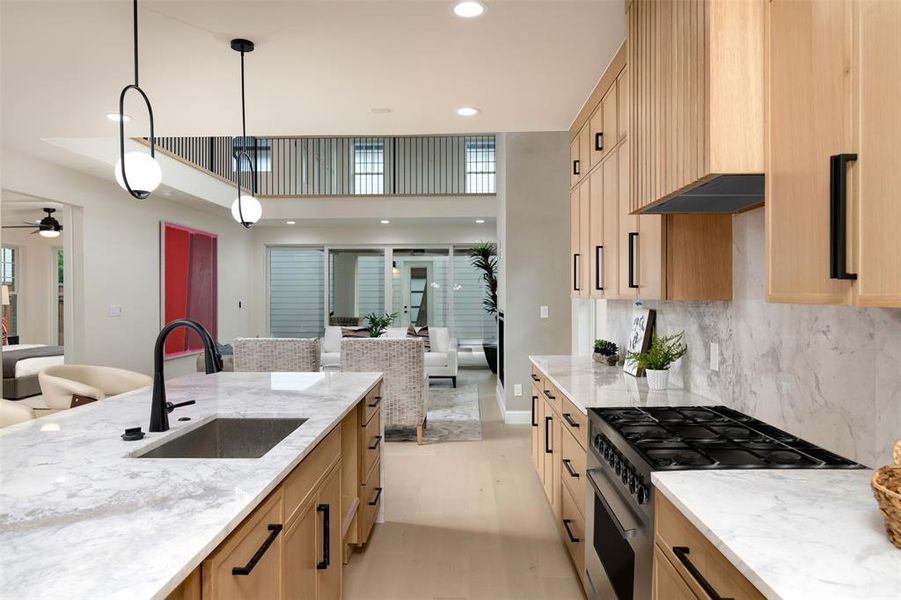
344, 370, 585, 600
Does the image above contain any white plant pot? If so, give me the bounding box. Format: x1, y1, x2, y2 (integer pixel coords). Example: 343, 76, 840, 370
646, 369, 669, 390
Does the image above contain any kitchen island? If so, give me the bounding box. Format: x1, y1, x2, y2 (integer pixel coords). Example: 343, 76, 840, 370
0, 370, 382, 599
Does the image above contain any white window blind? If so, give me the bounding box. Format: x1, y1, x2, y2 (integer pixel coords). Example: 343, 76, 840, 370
269, 248, 325, 338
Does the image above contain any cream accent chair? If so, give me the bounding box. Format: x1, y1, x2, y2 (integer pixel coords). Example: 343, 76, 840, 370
39, 365, 153, 410
233, 338, 321, 372
341, 337, 429, 444
0, 399, 34, 427
385, 327, 458, 386
320, 327, 343, 371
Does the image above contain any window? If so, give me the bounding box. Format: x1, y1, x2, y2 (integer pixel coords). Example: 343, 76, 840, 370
232, 137, 272, 173
328, 250, 385, 325
269, 248, 325, 339
354, 140, 384, 195
1, 246, 18, 337
465, 136, 496, 193
453, 247, 497, 345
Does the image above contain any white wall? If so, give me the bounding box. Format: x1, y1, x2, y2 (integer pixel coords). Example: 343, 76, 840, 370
499, 132, 572, 416
2, 153, 254, 378
0, 225, 61, 346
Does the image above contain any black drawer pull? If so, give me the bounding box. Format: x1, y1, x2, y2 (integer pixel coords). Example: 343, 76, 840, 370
673, 546, 733, 600
368, 395, 382, 408
232, 524, 282, 576
563, 458, 580, 479
316, 504, 330, 570
595, 131, 604, 152
543, 389, 556, 401
562, 519, 581, 543
544, 416, 553, 454
562, 412, 580, 428
531, 395, 538, 427
368, 435, 383, 451
368, 486, 383, 506
829, 153, 858, 280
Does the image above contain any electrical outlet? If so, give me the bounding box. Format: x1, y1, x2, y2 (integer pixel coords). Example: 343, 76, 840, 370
514, 384, 523, 397
540, 305, 549, 319
108, 305, 123, 318
710, 342, 719, 372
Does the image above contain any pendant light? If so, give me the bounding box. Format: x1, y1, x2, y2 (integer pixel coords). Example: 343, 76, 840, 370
114, 0, 161, 199
230, 39, 263, 228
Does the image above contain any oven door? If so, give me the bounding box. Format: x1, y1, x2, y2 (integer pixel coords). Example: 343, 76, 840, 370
584, 453, 653, 600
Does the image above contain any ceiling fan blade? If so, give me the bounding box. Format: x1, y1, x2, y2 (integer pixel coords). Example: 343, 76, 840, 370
1, 225, 38, 229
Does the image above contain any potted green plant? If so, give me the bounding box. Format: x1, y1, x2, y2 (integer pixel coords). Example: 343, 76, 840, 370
626, 331, 687, 390
469, 242, 499, 374
593, 339, 619, 366
364, 312, 398, 338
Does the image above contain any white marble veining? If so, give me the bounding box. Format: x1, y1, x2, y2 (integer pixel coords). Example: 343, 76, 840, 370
529, 354, 713, 413
653, 469, 901, 600
0, 371, 381, 600
601, 208, 901, 468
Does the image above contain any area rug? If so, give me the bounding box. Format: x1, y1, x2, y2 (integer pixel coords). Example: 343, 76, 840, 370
385, 382, 482, 443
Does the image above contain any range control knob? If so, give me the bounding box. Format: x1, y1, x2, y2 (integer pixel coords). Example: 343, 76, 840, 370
628, 474, 637, 494
637, 485, 648, 505
621, 467, 629, 484
614, 458, 622, 475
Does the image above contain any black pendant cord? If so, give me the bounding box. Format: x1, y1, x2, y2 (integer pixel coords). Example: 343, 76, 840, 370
232, 39, 256, 228
118, 0, 156, 200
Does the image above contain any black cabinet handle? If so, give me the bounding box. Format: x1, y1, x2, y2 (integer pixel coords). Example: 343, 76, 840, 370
544, 416, 553, 454
562, 519, 581, 543
573, 159, 580, 176
232, 524, 283, 576
543, 389, 556, 401
530, 373, 540, 382
368, 395, 382, 408
563, 458, 580, 479
573, 253, 581, 291
368, 486, 383, 506
829, 153, 858, 280
595, 132, 604, 152
368, 435, 383, 450
673, 546, 733, 600
562, 412, 580, 428
316, 504, 330, 570
628, 232, 639, 289
531, 395, 538, 427
595, 245, 604, 291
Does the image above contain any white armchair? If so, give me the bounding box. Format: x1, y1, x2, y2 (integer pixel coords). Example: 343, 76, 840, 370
38, 365, 153, 410
424, 327, 458, 387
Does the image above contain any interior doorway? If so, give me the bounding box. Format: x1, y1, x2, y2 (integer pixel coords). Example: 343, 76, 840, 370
400, 262, 432, 327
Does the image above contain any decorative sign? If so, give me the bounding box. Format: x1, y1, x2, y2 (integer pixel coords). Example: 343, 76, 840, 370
624, 306, 655, 377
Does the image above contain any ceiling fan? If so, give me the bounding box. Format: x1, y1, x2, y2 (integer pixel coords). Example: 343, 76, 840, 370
2, 208, 63, 238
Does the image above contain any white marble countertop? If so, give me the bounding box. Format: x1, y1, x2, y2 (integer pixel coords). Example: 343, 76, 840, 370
653, 469, 901, 600
0, 371, 381, 600
529, 354, 713, 413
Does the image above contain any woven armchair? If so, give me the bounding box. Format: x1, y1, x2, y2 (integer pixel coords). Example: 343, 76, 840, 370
233, 338, 321, 372
341, 337, 428, 444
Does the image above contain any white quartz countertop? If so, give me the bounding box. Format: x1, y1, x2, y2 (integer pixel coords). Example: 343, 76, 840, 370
0, 371, 381, 600
653, 469, 901, 600
529, 354, 713, 413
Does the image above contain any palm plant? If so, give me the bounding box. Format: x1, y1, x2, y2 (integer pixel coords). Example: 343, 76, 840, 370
469, 242, 498, 319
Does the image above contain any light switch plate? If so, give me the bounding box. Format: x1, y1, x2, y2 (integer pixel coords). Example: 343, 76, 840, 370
710, 342, 719, 371
513, 384, 523, 397
540, 305, 549, 319
108, 305, 123, 318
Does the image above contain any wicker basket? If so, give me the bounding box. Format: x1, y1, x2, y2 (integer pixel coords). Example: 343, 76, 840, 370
872, 440, 901, 549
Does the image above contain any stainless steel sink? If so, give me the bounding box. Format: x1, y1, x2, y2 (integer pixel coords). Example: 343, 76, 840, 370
135, 418, 307, 459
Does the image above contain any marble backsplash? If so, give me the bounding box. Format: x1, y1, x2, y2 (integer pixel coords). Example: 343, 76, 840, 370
599, 208, 901, 468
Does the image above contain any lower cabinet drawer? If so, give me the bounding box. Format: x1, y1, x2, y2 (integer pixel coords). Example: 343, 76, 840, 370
529, 363, 544, 390
359, 457, 382, 543
283, 427, 341, 526
362, 385, 382, 426
560, 396, 588, 449
362, 407, 382, 478
203, 489, 284, 599
561, 482, 585, 579
560, 426, 586, 516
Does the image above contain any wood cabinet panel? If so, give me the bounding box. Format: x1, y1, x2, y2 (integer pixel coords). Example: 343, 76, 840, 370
530, 384, 541, 472
283, 428, 341, 527
666, 215, 732, 301
542, 397, 557, 511
617, 66, 629, 142
283, 500, 318, 600
560, 395, 588, 449
536, 394, 547, 487
653, 545, 697, 600
560, 426, 586, 514
560, 482, 585, 580
362, 387, 381, 426
570, 188, 581, 296
579, 124, 592, 183
361, 405, 381, 479
359, 457, 381, 545
579, 180, 591, 298
569, 136, 580, 188
588, 168, 606, 297
617, 146, 640, 299
316, 465, 342, 599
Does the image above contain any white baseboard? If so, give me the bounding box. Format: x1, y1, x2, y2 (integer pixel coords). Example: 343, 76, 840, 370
495, 381, 506, 416
504, 410, 531, 425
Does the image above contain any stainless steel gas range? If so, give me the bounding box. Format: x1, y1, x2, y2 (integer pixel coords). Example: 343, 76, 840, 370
583, 405, 862, 600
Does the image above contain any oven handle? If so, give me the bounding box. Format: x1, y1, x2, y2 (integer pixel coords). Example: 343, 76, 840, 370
587, 468, 639, 540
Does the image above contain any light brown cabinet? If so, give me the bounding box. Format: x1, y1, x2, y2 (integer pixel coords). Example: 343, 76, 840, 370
766, 0, 901, 308
570, 181, 590, 298
654, 493, 764, 600
629, 0, 765, 212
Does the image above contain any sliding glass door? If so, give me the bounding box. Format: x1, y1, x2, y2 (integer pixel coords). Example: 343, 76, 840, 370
391, 249, 449, 328
327, 249, 385, 326
269, 247, 325, 338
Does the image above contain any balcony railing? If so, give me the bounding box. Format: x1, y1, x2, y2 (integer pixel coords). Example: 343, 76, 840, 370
151, 134, 496, 197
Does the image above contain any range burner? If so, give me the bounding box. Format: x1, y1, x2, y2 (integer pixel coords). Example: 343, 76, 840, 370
646, 449, 713, 468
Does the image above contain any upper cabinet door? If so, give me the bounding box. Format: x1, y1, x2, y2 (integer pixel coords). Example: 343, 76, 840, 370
856, 1, 901, 307
765, 0, 854, 304
588, 168, 605, 297
590, 84, 618, 171
569, 136, 580, 188
570, 188, 581, 296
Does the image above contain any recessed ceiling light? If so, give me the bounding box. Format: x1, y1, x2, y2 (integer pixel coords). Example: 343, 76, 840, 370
286, 220, 296, 225
106, 112, 132, 122
454, 1, 486, 18
476, 219, 485, 224
380, 220, 391, 224
456, 106, 480, 117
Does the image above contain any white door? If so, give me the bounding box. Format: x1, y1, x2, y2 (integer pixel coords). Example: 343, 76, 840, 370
400, 262, 432, 327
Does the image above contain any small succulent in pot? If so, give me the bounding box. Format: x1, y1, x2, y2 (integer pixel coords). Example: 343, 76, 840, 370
593, 339, 619, 366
